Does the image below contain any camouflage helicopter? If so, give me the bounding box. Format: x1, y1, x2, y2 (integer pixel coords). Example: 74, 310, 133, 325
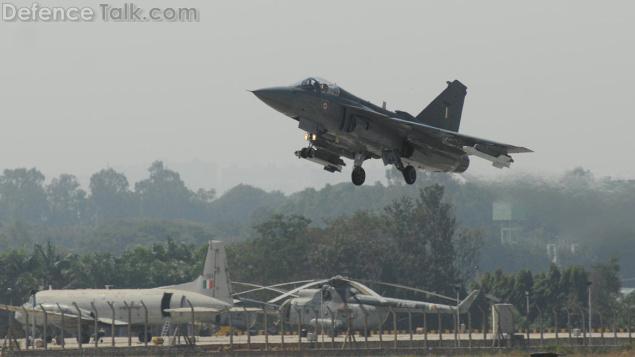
234, 275, 478, 336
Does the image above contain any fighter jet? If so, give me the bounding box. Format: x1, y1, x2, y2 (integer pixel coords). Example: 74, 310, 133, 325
0, 241, 252, 344
234, 276, 478, 335
253, 78, 531, 185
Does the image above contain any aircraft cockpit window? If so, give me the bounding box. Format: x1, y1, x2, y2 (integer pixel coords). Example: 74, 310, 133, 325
296, 77, 340, 96
297, 78, 319, 90
318, 80, 340, 96
320, 83, 340, 96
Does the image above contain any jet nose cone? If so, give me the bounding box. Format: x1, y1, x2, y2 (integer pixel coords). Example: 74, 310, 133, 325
252, 87, 285, 102
251, 88, 272, 99
252, 87, 296, 116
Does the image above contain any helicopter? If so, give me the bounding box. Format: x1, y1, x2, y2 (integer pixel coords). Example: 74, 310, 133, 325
233, 275, 478, 336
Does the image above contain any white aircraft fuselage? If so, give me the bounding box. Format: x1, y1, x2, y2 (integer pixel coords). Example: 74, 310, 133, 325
17, 287, 230, 328
6, 240, 234, 342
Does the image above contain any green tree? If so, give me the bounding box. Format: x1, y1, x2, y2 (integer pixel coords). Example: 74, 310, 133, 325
134, 161, 194, 220
0, 168, 48, 223
69, 252, 117, 289
560, 266, 589, 309
47, 174, 87, 225
228, 215, 312, 284
383, 185, 465, 294
590, 258, 621, 319
309, 211, 393, 280
454, 229, 484, 283
32, 241, 76, 289
533, 264, 564, 316
0, 249, 39, 304
89, 168, 134, 221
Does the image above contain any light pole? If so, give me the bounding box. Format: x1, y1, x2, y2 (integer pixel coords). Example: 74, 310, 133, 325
587, 281, 592, 335
7, 288, 13, 351
525, 290, 530, 340
454, 283, 461, 346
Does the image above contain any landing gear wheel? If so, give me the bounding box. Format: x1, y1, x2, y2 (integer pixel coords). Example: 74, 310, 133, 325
351, 167, 366, 186
78, 332, 90, 344
138, 332, 152, 343
402, 165, 416, 185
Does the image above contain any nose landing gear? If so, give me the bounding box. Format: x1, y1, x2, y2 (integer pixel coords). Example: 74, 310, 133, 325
401, 165, 416, 185
351, 153, 367, 186
351, 167, 366, 186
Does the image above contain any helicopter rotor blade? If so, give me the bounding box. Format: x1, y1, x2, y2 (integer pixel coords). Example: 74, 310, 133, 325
355, 279, 456, 302
232, 279, 317, 297
268, 279, 330, 304
233, 296, 280, 309
232, 282, 289, 296
350, 293, 368, 314
484, 293, 502, 303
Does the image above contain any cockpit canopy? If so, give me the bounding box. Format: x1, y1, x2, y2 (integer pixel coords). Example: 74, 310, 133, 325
295, 77, 340, 96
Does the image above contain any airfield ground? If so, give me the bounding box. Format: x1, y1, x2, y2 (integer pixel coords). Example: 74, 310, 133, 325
2, 332, 633, 356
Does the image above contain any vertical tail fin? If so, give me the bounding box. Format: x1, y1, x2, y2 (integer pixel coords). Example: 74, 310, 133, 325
202, 240, 232, 304
164, 240, 233, 304
415, 80, 467, 132
457, 290, 479, 313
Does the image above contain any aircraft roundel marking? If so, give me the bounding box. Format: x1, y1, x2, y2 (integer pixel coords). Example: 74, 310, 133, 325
322, 101, 328, 110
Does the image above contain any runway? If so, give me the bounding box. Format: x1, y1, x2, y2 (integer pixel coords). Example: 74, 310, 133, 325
3, 331, 632, 355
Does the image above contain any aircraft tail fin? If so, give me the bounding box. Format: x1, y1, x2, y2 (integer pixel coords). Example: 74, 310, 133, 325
202, 240, 233, 304
415, 80, 467, 132
457, 290, 479, 313
165, 240, 233, 304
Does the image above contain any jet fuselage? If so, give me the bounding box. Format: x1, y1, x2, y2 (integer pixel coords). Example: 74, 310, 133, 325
253, 78, 471, 185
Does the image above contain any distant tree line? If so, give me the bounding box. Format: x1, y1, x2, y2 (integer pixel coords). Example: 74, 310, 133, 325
0, 161, 216, 228
474, 260, 624, 329
0, 162, 634, 281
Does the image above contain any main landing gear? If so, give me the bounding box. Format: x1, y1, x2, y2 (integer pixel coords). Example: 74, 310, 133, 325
77, 331, 90, 344
138, 331, 152, 343
350, 151, 417, 186
384, 149, 417, 185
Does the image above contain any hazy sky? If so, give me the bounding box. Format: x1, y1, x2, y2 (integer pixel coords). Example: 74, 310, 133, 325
1, 1, 633, 193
